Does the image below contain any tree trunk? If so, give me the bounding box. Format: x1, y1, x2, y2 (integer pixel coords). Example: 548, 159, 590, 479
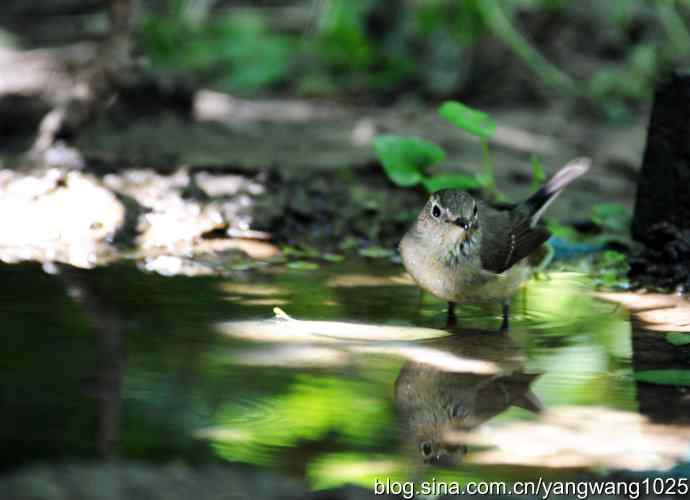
630, 71, 690, 291
31, 0, 136, 155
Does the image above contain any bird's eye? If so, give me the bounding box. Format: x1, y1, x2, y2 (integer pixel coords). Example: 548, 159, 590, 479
420, 441, 433, 458
431, 204, 441, 218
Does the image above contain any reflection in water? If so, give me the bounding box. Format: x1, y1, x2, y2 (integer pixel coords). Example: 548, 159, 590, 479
3, 260, 690, 494
59, 265, 126, 457
394, 334, 542, 466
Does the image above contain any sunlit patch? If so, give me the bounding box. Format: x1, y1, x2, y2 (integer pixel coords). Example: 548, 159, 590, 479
445, 406, 690, 471
204, 238, 280, 260
308, 453, 404, 490
219, 282, 289, 305
597, 292, 690, 331
0, 169, 124, 268
194, 89, 341, 123
143, 255, 215, 276
327, 272, 415, 288
202, 374, 395, 466
596, 292, 681, 311
225, 345, 351, 368
519, 272, 600, 325
216, 308, 449, 343
220, 283, 284, 296
352, 345, 500, 375
234, 298, 289, 306
194, 427, 252, 443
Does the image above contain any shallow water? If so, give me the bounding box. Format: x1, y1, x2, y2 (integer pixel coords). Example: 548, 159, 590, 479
1, 259, 689, 490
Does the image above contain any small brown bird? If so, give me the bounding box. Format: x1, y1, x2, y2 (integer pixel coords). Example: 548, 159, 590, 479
400, 158, 590, 328
395, 343, 542, 465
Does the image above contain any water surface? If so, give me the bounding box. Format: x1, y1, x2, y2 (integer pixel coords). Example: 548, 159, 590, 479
2, 259, 688, 489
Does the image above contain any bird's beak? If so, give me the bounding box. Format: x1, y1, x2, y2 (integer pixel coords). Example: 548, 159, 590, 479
451, 218, 470, 232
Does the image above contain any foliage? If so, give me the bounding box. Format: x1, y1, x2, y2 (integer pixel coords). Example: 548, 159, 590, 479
307, 453, 407, 490
358, 245, 395, 258
591, 250, 630, 289
530, 154, 546, 191
473, 0, 576, 93
591, 203, 632, 232
373, 100, 503, 196
634, 369, 690, 386
137, 0, 690, 114
439, 100, 501, 195
666, 332, 690, 347
139, 5, 294, 92
314, 0, 375, 71
287, 260, 321, 270
438, 101, 497, 139
301, 0, 414, 93
373, 135, 445, 187
207, 373, 396, 465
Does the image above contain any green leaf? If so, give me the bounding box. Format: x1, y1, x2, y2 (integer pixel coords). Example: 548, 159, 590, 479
287, 261, 320, 270
666, 332, 690, 347
322, 253, 345, 263
601, 250, 627, 266
474, 173, 495, 188
373, 135, 444, 187
634, 369, 690, 386
358, 246, 394, 259
439, 101, 497, 139
421, 173, 483, 192
546, 222, 579, 240
531, 154, 546, 190
591, 203, 631, 232
282, 246, 319, 258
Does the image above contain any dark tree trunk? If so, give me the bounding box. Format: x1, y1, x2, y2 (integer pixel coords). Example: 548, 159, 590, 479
630, 71, 690, 291
31, 0, 136, 155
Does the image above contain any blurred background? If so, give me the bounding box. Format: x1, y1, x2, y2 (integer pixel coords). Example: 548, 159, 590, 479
2, 0, 688, 110
3, 3, 690, 500
3, 0, 686, 254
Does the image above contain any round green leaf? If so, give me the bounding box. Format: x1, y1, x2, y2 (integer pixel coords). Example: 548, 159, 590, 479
439, 101, 497, 139
373, 135, 445, 187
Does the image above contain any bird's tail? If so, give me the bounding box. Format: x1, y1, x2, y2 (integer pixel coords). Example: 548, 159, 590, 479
524, 157, 590, 227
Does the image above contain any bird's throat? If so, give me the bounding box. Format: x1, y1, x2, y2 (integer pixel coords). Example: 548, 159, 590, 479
444, 230, 478, 266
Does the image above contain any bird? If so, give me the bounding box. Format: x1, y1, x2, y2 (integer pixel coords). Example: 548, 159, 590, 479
399, 157, 590, 329
394, 334, 543, 466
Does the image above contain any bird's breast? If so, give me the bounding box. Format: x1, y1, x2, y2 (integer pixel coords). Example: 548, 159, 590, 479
400, 231, 530, 304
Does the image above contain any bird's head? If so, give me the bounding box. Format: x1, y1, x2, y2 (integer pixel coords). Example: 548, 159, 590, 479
415, 190, 480, 258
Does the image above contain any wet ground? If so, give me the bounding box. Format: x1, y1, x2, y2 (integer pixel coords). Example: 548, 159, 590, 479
2, 258, 689, 499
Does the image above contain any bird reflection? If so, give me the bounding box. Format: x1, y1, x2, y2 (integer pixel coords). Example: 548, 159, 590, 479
394, 331, 542, 466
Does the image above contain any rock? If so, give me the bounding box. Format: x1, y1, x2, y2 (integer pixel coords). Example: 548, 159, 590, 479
0, 168, 124, 268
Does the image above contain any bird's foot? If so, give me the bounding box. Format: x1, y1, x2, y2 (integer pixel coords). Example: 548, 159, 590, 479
499, 301, 510, 332
446, 302, 457, 329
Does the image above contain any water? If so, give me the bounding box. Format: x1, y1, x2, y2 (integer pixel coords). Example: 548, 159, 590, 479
1, 259, 689, 491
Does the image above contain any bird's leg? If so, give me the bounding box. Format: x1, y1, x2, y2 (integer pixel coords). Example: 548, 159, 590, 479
500, 300, 510, 331
446, 302, 457, 328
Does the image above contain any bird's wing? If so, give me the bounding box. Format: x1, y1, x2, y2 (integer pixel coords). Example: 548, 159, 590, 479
478, 205, 550, 274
